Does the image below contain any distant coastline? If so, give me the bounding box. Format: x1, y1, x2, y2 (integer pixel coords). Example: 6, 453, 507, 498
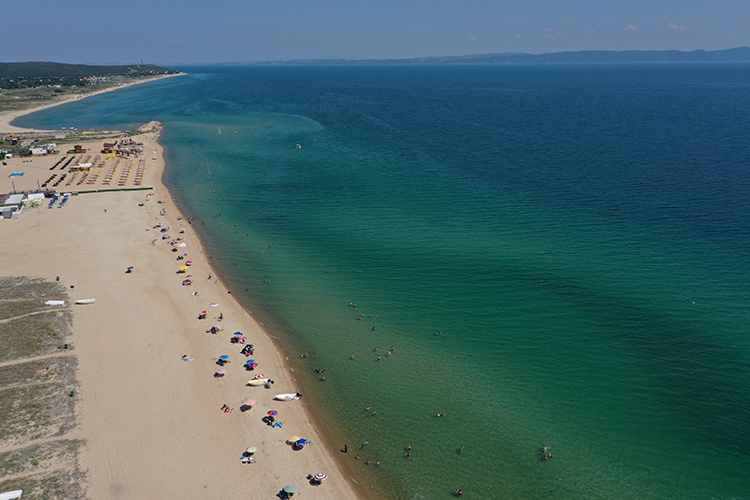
185, 46, 750, 66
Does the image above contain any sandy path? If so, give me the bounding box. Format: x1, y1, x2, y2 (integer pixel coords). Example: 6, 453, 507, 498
0, 132, 364, 498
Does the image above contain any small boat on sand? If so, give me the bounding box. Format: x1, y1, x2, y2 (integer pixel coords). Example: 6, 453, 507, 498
248, 378, 270, 386
274, 393, 303, 401
75, 299, 96, 305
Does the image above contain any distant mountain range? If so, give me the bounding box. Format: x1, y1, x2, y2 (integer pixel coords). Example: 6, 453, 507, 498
215, 47, 750, 66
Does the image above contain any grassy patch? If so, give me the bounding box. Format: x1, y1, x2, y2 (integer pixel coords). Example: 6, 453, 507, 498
0, 300, 55, 321
0, 357, 77, 389
0, 383, 77, 448
0, 469, 85, 500
0, 439, 83, 479
0, 277, 68, 304
0, 313, 72, 363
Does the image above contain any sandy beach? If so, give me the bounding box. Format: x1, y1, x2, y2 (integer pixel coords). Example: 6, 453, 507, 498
0, 74, 182, 133
0, 110, 364, 497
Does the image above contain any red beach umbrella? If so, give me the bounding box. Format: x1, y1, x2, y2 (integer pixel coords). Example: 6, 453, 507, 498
314, 472, 327, 482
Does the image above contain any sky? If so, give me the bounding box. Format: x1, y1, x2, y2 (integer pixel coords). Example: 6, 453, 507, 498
3, 0, 749, 64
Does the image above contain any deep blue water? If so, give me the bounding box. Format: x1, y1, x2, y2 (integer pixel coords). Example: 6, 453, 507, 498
17, 64, 750, 499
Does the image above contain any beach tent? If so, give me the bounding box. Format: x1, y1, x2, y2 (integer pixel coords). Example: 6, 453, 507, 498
4, 194, 24, 207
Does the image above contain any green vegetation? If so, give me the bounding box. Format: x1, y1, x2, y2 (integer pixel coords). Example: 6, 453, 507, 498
0, 311, 72, 363
0, 62, 181, 118
0, 277, 83, 499
0, 62, 179, 89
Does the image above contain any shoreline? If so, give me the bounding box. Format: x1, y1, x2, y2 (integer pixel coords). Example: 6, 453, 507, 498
0, 73, 184, 133
1, 103, 368, 497
160, 150, 371, 500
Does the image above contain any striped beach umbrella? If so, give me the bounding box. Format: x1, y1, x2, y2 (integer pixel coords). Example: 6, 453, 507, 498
314, 472, 327, 482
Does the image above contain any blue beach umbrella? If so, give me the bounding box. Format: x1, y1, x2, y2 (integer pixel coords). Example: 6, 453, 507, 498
219, 355, 230, 360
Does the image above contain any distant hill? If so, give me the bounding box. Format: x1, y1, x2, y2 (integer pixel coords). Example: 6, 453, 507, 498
239, 47, 750, 66
0, 62, 179, 78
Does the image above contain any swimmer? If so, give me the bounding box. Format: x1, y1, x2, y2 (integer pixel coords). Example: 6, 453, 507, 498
436, 413, 445, 417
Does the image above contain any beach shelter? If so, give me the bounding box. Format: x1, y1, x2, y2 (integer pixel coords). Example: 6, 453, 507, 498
287, 436, 301, 444
294, 438, 309, 447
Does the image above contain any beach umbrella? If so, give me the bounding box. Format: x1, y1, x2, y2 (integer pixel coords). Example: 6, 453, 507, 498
233, 332, 244, 337
295, 439, 309, 447
179, 265, 189, 270
287, 436, 301, 444
186, 261, 193, 265
283, 485, 298, 494
219, 355, 230, 360
253, 373, 264, 378
244, 399, 256, 406
216, 369, 228, 375
314, 472, 327, 482
213, 324, 222, 329
245, 446, 257, 454
245, 359, 256, 363
202, 311, 208, 314
267, 410, 278, 416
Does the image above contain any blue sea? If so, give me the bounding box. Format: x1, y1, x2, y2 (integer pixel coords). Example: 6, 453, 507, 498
17, 64, 750, 499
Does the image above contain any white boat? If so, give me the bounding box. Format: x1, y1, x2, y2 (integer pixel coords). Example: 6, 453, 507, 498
75, 299, 96, 305
248, 378, 270, 386
274, 393, 303, 401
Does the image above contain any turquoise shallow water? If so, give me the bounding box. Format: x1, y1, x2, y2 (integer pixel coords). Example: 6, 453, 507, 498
17, 64, 750, 499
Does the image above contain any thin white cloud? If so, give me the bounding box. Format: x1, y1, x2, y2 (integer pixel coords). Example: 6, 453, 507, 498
624, 25, 638, 31
668, 22, 686, 30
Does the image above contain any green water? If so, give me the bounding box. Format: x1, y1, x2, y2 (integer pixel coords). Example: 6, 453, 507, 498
17, 64, 750, 499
